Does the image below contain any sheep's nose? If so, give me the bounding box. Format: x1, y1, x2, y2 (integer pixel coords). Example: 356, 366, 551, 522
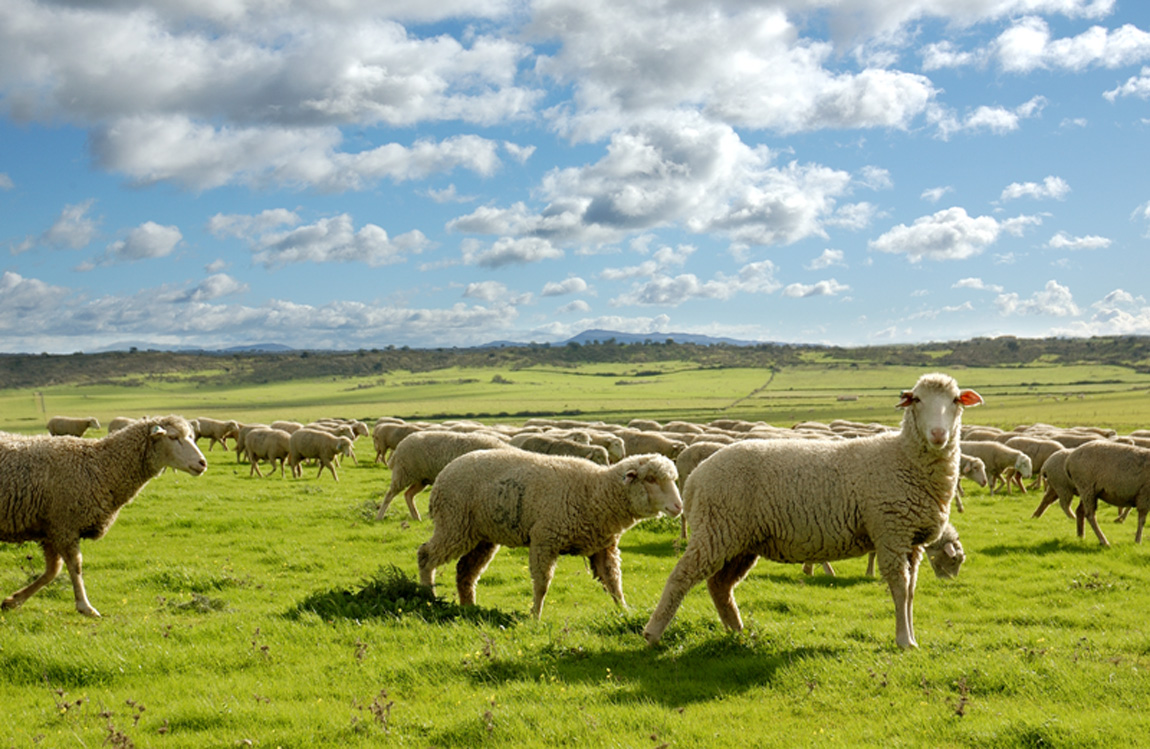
929, 428, 948, 446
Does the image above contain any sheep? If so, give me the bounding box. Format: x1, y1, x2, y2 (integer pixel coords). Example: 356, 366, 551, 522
374, 422, 424, 464
618, 429, 687, 460
1064, 440, 1150, 547
960, 441, 1031, 495
417, 451, 682, 619
1002, 436, 1065, 492
0, 415, 207, 616
586, 431, 626, 463
865, 520, 967, 578
194, 417, 239, 452
288, 428, 355, 481
270, 420, 304, 434
245, 427, 292, 478
511, 434, 610, 465
1030, 448, 1077, 521
233, 423, 268, 464
375, 430, 511, 521
952, 454, 988, 513
46, 416, 100, 437
642, 372, 983, 650
106, 417, 135, 433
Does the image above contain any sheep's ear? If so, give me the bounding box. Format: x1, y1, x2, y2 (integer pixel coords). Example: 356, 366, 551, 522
944, 541, 959, 558
623, 469, 639, 485
896, 390, 916, 409
150, 425, 166, 438
958, 389, 983, 407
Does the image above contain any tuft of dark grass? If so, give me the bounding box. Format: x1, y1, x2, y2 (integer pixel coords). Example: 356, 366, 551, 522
165, 593, 230, 614
286, 565, 524, 627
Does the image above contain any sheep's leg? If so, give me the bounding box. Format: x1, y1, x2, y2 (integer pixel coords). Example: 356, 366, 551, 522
1031, 487, 1059, 518
1115, 506, 1131, 524
953, 493, 964, 513
866, 552, 877, 577
705, 552, 757, 631
60, 543, 99, 618
588, 543, 625, 608
877, 547, 917, 649
1135, 508, 1147, 544
1077, 493, 1110, 547
249, 454, 264, 478
404, 482, 426, 521
905, 547, 923, 644
455, 542, 499, 606
318, 458, 339, 482
528, 545, 559, 620
417, 532, 463, 591
375, 484, 402, 520
2, 543, 64, 610
643, 541, 726, 645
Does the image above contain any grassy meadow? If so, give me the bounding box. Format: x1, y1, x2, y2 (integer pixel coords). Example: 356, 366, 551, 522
3, 360, 1150, 746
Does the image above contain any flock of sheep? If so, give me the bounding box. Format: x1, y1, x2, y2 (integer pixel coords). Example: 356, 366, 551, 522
4, 372, 1149, 651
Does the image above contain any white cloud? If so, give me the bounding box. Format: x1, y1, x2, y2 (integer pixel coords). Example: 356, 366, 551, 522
611, 260, 780, 307
208, 209, 301, 239
954, 277, 1005, 293
921, 186, 952, 203
921, 41, 983, 70
0, 173, 12, 190
869, 206, 1040, 262
781, 279, 849, 298
995, 16, 1150, 73
95, 221, 183, 266
205, 259, 228, 273
858, 166, 893, 190
179, 273, 249, 302
927, 96, 1045, 140
1134, 200, 1150, 235
503, 142, 536, 164
461, 237, 564, 268
1105, 66, 1150, 101
13, 199, 100, 254
1046, 231, 1111, 250
557, 299, 591, 314
252, 214, 431, 268
805, 249, 846, 270
995, 279, 1080, 316
1053, 288, 1150, 337
463, 281, 509, 303
1000, 175, 1070, 201
541, 277, 589, 296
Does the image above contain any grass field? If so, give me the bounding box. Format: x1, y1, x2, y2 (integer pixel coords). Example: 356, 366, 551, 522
3, 362, 1150, 746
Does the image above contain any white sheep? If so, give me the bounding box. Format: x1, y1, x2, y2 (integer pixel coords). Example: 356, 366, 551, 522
642, 372, 983, 650
288, 428, 355, 481
194, 417, 239, 452
952, 454, 988, 513
373, 422, 424, 464
233, 422, 268, 463
617, 429, 687, 460
106, 417, 136, 433
417, 451, 682, 619
375, 430, 511, 521
511, 434, 609, 465
1003, 436, 1065, 493
46, 416, 100, 437
1030, 448, 1078, 521
865, 520, 966, 578
1064, 440, 1150, 547
270, 420, 304, 434
245, 427, 292, 478
0, 415, 207, 616
960, 441, 1031, 495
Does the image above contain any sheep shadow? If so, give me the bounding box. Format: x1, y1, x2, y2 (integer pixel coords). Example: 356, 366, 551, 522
979, 537, 1105, 557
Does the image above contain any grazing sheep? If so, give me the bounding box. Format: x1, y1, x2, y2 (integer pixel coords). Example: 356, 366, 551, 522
674, 441, 728, 539
374, 422, 424, 464
417, 451, 682, 619
866, 521, 966, 578
375, 430, 511, 521
618, 429, 687, 460
288, 428, 355, 481
960, 441, 1031, 495
511, 434, 609, 465
270, 420, 304, 434
46, 416, 100, 437
1031, 448, 1078, 521
233, 423, 268, 464
1064, 441, 1150, 547
1, 415, 207, 616
194, 417, 240, 452
586, 431, 626, 463
952, 454, 988, 513
245, 427, 292, 478
642, 372, 983, 650
106, 417, 135, 433
1004, 436, 1065, 492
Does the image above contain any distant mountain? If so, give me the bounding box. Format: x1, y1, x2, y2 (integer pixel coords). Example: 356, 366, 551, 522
89, 341, 294, 354
481, 329, 766, 348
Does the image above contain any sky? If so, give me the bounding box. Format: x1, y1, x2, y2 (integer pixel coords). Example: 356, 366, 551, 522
2, 0, 1149, 354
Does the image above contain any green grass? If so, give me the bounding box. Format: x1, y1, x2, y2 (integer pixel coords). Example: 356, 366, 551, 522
4, 362, 1150, 745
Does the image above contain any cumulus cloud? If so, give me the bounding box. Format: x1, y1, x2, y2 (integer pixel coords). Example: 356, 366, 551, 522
921, 186, 953, 203
781, 279, 849, 298
93, 221, 183, 266
557, 299, 591, 314
252, 214, 431, 268
954, 277, 1005, 293
1105, 66, 1150, 101
541, 277, 588, 296
13, 199, 100, 254
869, 207, 1041, 262
178, 273, 249, 302
995, 16, 1150, 73
208, 209, 302, 239
805, 249, 846, 270
611, 260, 780, 307
927, 96, 1046, 140
1046, 231, 1111, 250
995, 279, 1080, 316
1000, 175, 1070, 201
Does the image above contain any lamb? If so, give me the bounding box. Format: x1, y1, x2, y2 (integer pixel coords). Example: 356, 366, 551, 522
194, 417, 240, 452
0, 415, 207, 616
417, 451, 682, 619
865, 520, 966, 578
288, 428, 355, 481
46, 416, 100, 437
951, 454, 988, 513
642, 372, 983, 650
375, 430, 511, 521
1064, 440, 1150, 547
960, 441, 1031, 495
245, 427, 292, 478
511, 434, 610, 465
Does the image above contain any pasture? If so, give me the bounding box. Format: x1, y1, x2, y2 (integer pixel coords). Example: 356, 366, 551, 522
2, 361, 1150, 746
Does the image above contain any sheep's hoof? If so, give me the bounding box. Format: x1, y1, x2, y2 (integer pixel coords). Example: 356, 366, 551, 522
77, 605, 101, 618
642, 628, 661, 646
1, 597, 20, 610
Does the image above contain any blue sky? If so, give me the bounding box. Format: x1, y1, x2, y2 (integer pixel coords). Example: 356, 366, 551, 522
2, 0, 1149, 353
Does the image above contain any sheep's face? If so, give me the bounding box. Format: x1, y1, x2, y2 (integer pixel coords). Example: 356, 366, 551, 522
152, 421, 208, 476
899, 373, 983, 450
623, 456, 683, 518
962, 457, 989, 487
1015, 453, 1033, 478
925, 539, 965, 579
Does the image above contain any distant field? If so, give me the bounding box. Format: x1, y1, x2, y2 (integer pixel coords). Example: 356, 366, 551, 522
3, 360, 1150, 434
3, 361, 1150, 746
